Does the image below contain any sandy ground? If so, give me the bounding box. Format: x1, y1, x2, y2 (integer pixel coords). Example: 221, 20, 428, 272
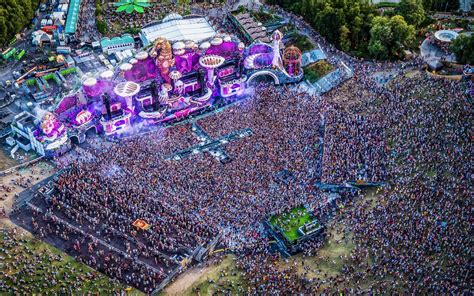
163, 263, 214, 296
0, 160, 56, 228
0, 149, 18, 171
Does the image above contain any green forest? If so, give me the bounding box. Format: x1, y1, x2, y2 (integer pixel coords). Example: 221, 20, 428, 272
0, 0, 40, 47
267, 0, 460, 59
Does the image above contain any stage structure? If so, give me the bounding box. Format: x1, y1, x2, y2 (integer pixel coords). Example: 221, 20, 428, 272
28, 15, 304, 157
265, 205, 325, 254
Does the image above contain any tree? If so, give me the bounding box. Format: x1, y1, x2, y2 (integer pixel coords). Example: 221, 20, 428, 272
368, 39, 388, 59
339, 25, 351, 52
396, 0, 425, 27
390, 15, 416, 47
178, 0, 191, 10
421, 0, 433, 10
368, 15, 415, 59
0, 0, 40, 46
450, 35, 474, 64
423, 0, 458, 11
368, 16, 392, 59
96, 20, 107, 34
0, 17, 7, 45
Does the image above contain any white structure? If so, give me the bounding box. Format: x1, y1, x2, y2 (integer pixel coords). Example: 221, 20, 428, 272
140, 15, 217, 46
100, 70, 114, 80
434, 30, 459, 43
271, 30, 284, 70
100, 34, 135, 55
10, 112, 45, 156
114, 81, 140, 109
32, 30, 53, 47
459, 0, 471, 12
199, 55, 225, 86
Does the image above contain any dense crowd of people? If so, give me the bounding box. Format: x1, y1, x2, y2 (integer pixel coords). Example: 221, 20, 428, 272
13, 84, 334, 292
234, 72, 471, 294
104, 3, 179, 35
13, 67, 471, 293
75, 0, 100, 42
0, 228, 125, 293
5, 2, 472, 294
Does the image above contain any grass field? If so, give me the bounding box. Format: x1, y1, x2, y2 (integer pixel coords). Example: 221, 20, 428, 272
269, 206, 314, 242
0, 228, 143, 295
276, 189, 384, 291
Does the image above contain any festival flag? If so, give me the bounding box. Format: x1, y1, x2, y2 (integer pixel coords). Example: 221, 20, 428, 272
132, 219, 151, 230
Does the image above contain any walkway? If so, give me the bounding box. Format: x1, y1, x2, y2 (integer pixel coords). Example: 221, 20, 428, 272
166, 123, 253, 164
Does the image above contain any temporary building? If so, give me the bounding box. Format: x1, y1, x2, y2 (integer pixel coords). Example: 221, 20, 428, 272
140, 15, 217, 46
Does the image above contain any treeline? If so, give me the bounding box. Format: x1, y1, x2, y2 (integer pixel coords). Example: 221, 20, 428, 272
268, 0, 458, 59
422, 0, 459, 11
0, 0, 41, 46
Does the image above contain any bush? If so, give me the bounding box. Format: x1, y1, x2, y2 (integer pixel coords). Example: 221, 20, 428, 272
450, 34, 474, 64
376, 2, 399, 8
304, 61, 334, 83
287, 33, 314, 53
234, 5, 246, 15
97, 20, 108, 34
125, 27, 141, 35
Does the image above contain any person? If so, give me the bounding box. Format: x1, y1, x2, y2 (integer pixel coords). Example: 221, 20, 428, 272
10, 4, 470, 293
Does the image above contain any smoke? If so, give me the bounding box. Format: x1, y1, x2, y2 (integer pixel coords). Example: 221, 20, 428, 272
128, 119, 148, 135
243, 84, 256, 98
33, 105, 50, 119
102, 164, 125, 179
128, 120, 167, 141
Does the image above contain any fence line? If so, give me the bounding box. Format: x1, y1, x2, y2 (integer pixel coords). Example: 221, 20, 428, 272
0, 156, 44, 176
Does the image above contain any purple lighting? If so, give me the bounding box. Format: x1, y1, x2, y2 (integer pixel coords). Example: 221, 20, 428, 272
48, 32, 303, 142
124, 57, 157, 82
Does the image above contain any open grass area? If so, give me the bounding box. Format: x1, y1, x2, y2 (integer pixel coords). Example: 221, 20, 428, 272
303, 61, 334, 83
269, 205, 314, 242
278, 223, 355, 282
0, 228, 142, 295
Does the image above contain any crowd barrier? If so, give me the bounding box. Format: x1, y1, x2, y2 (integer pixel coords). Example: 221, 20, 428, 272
0, 156, 44, 177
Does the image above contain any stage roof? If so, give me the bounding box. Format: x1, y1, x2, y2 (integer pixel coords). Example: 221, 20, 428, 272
140, 16, 217, 46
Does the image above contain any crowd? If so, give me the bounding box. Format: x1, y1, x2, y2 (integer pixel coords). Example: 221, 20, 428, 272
342, 73, 471, 293
75, 0, 100, 42
234, 72, 471, 294
12, 66, 472, 293
7, 3, 472, 294
0, 228, 125, 294
103, 3, 181, 36
13, 83, 339, 291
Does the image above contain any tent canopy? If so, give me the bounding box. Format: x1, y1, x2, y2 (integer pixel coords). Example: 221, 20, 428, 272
140, 16, 216, 46
65, 0, 81, 34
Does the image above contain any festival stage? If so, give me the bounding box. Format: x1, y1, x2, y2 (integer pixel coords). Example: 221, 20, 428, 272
266, 205, 325, 254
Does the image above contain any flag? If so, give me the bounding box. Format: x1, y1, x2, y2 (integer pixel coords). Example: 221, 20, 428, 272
132, 219, 151, 230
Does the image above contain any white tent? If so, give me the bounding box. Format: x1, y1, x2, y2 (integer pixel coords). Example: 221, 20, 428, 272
140, 16, 216, 46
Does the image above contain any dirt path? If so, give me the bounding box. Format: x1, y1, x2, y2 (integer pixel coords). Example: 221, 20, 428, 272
163, 264, 214, 296
0, 149, 18, 171
0, 160, 56, 228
